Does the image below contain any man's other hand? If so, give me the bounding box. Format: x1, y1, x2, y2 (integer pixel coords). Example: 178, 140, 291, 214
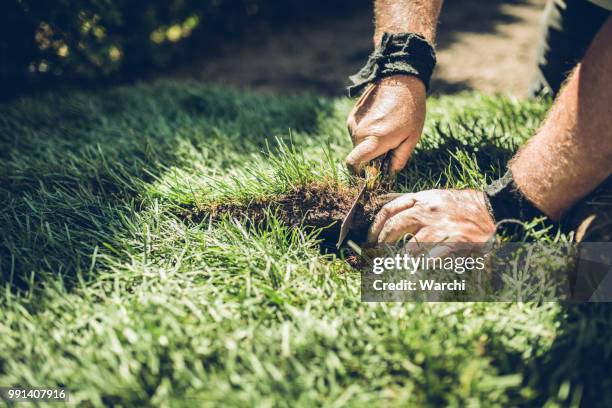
346, 75, 426, 173
368, 189, 496, 244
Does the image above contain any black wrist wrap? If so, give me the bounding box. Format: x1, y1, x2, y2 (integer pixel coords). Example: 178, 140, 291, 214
484, 170, 555, 234
347, 32, 436, 97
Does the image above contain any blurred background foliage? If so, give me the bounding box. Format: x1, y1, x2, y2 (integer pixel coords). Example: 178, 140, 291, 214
0, 0, 368, 97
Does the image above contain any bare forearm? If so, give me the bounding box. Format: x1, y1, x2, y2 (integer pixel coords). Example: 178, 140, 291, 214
511, 16, 612, 220
374, 0, 443, 44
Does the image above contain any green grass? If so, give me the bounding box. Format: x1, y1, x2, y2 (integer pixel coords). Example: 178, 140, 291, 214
1, 81, 611, 407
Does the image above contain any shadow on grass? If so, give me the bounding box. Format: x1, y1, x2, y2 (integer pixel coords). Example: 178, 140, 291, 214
397, 127, 518, 191
0, 81, 337, 290
526, 304, 612, 407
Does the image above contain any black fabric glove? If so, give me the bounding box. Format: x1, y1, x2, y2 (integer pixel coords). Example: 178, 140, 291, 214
484, 169, 557, 235
348, 32, 437, 97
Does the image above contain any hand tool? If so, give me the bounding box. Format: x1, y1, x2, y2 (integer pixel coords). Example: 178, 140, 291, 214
336, 152, 395, 248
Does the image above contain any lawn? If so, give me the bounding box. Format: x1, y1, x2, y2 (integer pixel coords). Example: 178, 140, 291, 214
1, 82, 611, 407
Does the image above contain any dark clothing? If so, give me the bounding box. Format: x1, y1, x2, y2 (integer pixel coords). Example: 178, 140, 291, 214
564, 176, 612, 243
563, 176, 612, 299
531, 0, 610, 96
533, 0, 611, 245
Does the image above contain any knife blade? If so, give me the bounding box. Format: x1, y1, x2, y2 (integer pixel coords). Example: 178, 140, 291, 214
336, 182, 367, 248
336, 152, 395, 248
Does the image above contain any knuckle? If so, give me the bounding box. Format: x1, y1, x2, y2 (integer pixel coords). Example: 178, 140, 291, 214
406, 215, 421, 228
385, 216, 398, 231
427, 204, 439, 213
346, 116, 356, 134
364, 134, 382, 145
378, 204, 393, 221
352, 125, 373, 141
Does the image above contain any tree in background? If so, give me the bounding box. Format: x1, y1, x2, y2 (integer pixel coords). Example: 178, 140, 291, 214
0, 0, 367, 97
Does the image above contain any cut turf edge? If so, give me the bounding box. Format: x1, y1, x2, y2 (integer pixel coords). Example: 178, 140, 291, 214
182, 181, 390, 252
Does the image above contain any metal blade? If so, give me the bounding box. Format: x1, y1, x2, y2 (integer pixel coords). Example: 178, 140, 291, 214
336, 151, 395, 249
336, 183, 366, 248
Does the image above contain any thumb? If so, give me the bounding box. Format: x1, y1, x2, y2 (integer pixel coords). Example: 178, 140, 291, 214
345, 137, 390, 172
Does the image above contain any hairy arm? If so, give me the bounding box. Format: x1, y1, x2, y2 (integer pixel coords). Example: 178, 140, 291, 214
374, 0, 442, 44
511, 15, 612, 220
346, 0, 443, 172
368, 16, 612, 245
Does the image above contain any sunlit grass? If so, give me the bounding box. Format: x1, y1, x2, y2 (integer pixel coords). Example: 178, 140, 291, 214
0, 81, 609, 407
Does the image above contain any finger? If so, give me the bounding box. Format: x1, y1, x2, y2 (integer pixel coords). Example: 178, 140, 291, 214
410, 227, 445, 245
404, 229, 452, 257
378, 209, 422, 244
377, 193, 404, 205
403, 228, 432, 255
390, 137, 419, 173
368, 194, 416, 242
409, 230, 475, 258
425, 244, 458, 259
404, 239, 429, 257
345, 137, 392, 172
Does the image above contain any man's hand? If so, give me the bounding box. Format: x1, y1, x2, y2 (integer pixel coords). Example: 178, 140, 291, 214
368, 189, 496, 244
346, 75, 426, 173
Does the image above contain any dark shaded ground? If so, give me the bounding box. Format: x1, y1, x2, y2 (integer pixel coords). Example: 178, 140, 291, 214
172, 0, 545, 96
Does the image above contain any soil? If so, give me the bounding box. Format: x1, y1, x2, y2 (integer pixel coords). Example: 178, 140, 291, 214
187, 182, 389, 252
171, 0, 546, 96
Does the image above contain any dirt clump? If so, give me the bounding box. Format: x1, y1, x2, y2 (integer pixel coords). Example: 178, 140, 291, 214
190, 181, 390, 251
